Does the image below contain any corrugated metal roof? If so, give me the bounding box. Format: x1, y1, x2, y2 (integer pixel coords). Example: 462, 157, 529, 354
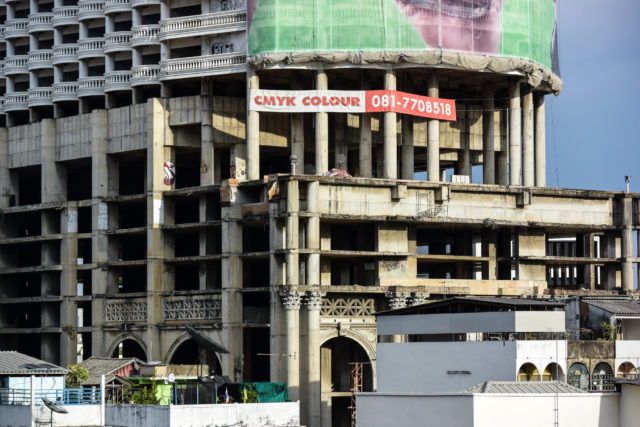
377, 296, 564, 316
78, 357, 142, 385
585, 300, 640, 316
465, 381, 586, 394
0, 351, 68, 375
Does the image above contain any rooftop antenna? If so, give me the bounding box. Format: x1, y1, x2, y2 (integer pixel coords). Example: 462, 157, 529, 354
625, 176, 630, 193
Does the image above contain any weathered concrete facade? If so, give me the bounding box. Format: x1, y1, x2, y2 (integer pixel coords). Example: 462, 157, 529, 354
0, 2, 638, 427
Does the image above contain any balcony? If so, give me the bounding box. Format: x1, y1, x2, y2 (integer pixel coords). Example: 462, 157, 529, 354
131, 64, 159, 86
0, 96, 4, 114
52, 6, 79, 27
104, 70, 131, 92
131, 24, 159, 47
158, 11, 246, 41
4, 91, 28, 111
27, 87, 53, 107
131, 0, 160, 7
5, 19, 28, 39
104, 0, 130, 14
159, 52, 246, 81
78, 76, 105, 97
27, 49, 53, 70
27, 13, 54, 33
0, 24, 5, 42
52, 81, 78, 102
4, 55, 28, 75
52, 44, 78, 65
0, 60, 4, 77
77, 37, 104, 59
163, 294, 221, 322
78, 0, 105, 21
103, 31, 131, 53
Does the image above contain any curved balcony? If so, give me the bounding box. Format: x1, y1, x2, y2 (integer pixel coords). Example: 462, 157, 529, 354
131, 24, 159, 47
28, 13, 54, 33
4, 91, 28, 111
158, 10, 246, 41
78, 76, 104, 97
104, 0, 130, 14
0, 24, 6, 42
131, 64, 159, 86
77, 37, 104, 59
78, 0, 105, 21
104, 31, 131, 53
52, 6, 79, 27
5, 19, 28, 39
104, 70, 131, 92
159, 52, 246, 81
52, 44, 78, 65
27, 49, 53, 70
52, 81, 78, 102
27, 87, 53, 107
131, 0, 160, 7
4, 55, 28, 75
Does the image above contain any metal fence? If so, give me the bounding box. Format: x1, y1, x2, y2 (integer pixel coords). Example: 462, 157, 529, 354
0, 388, 101, 405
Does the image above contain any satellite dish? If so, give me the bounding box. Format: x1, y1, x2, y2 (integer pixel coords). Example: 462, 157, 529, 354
168, 373, 175, 383
42, 398, 68, 414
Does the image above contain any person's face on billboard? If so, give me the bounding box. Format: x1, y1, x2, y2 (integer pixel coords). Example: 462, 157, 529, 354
394, 0, 504, 54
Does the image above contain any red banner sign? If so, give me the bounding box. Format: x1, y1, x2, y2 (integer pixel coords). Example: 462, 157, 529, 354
249, 89, 456, 121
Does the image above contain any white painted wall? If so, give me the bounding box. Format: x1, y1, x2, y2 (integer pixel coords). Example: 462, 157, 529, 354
515, 340, 567, 379
170, 402, 300, 427
357, 392, 620, 427
620, 319, 640, 340
106, 404, 170, 427
356, 393, 474, 427
378, 311, 565, 336
376, 342, 517, 392
0, 405, 30, 427
614, 341, 640, 372
473, 393, 619, 427
620, 385, 640, 427
32, 405, 102, 426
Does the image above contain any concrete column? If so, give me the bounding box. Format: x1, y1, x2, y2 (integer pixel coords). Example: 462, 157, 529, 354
482, 87, 495, 185
269, 200, 286, 382
621, 197, 634, 292
60, 203, 79, 366
286, 181, 299, 286
455, 102, 471, 179
522, 87, 534, 186
306, 291, 325, 427
401, 115, 414, 180
534, 93, 546, 187
582, 233, 596, 290
41, 120, 65, 203
497, 103, 509, 186
509, 83, 521, 185
359, 76, 372, 178
383, 69, 397, 179
290, 74, 305, 173
482, 231, 498, 280
315, 69, 328, 175
231, 142, 247, 181
200, 78, 215, 186
385, 291, 409, 342
280, 290, 303, 401
90, 110, 110, 356
306, 182, 320, 287
427, 74, 440, 182
146, 99, 174, 361
247, 68, 260, 180
602, 232, 619, 290
334, 114, 348, 171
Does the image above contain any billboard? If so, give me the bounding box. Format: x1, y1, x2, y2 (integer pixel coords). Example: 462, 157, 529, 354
247, 0, 558, 74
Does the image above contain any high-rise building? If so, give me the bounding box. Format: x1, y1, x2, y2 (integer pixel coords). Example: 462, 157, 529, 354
0, 1, 638, 426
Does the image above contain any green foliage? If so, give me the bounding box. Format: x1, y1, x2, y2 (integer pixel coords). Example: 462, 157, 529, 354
130, 384, 160, 405
65, 364, 89, 388
240, 384, 258, 403
600, 321, 616, 341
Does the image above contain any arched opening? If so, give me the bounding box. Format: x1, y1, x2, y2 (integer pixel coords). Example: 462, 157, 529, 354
517, 363, 540, 381
568, 363, 589, 390
169, 338, 222, 376
321, 337, 373, 427
542, 363, 565, 381
592, 362, 614, 391
616, 362, 637, 379
111, 339, 147, 361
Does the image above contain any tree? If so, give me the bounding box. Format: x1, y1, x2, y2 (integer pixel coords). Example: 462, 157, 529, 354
65, 364, 89, 388
600, 321, 616, 341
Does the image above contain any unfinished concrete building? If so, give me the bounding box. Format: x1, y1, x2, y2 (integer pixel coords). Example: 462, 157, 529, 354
0, 0, 638, 426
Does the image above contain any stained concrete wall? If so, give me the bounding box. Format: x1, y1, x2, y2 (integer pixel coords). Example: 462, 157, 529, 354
56, 114, 92, 161
620, 384, 640, 427
8, 123, 41, 168
0, 405, 30, 427
107, 404, 170, 427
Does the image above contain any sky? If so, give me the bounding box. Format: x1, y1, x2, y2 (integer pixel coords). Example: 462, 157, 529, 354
547, 0, 640, 191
